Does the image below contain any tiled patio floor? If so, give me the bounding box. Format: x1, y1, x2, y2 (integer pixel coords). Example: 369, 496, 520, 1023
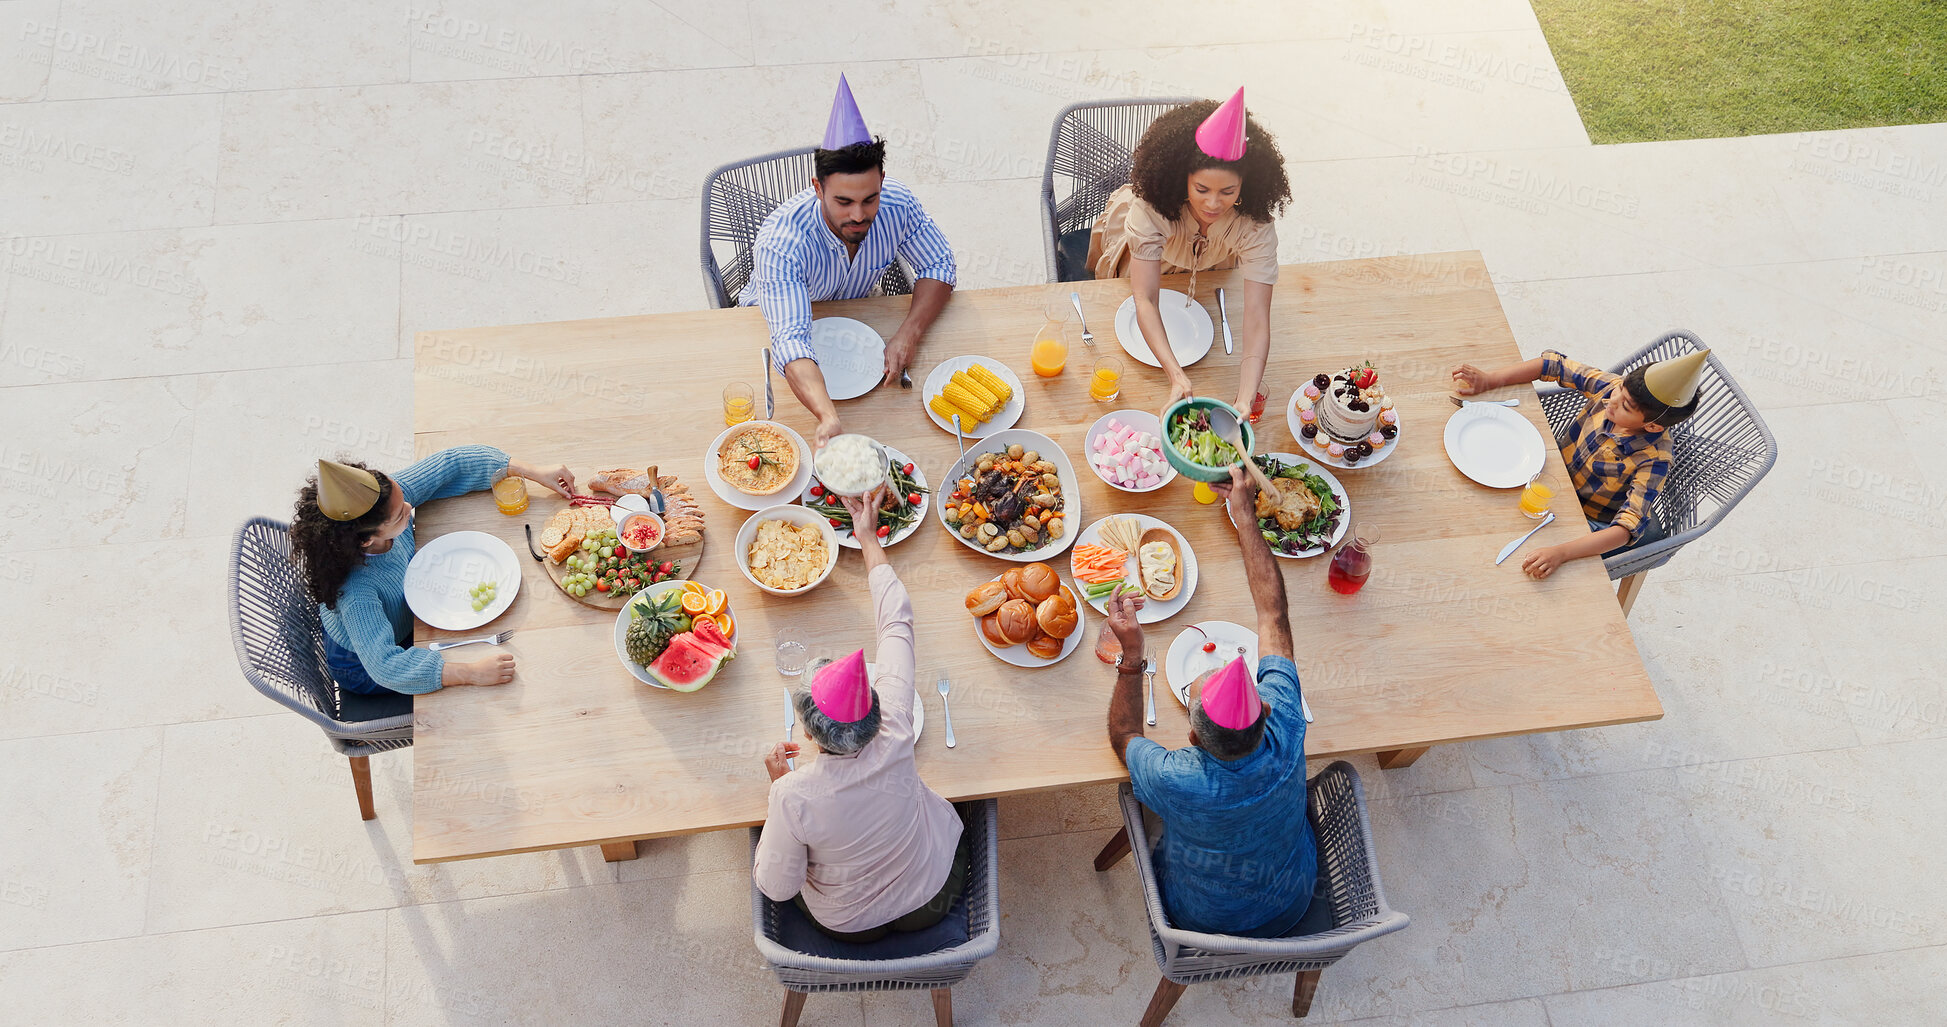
3, 2, 1943, 1024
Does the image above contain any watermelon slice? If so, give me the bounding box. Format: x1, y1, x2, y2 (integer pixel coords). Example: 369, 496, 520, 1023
688, 618, 733, 658
647, 632, 729, 692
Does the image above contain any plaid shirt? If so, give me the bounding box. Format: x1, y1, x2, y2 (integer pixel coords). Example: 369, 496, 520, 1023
1540, 350, 1672, 541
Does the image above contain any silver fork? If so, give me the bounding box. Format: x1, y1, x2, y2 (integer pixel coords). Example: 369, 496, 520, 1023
938, 674, 956, 748
427, 629, 512, 652
1071, 291, 1094, 346
1143, 656, 1156, 726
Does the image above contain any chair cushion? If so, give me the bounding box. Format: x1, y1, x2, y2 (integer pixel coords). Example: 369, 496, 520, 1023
337, 687, 413, 724
1056, 228, 1095, 282
769, 886, 971, 961
1284, 887, 1340, 938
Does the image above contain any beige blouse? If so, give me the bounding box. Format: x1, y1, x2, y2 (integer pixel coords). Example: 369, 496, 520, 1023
1086, 184, 1280, 285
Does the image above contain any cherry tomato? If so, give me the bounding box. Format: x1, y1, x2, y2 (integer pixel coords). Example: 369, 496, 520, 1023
902, 462, 915, 475
907, 492, 923, 505
808, 484, 824, 498
877, 525, 891, 538
830, 517, 843, 527
748, 455, 761, 470
1201, 642, 1217, 653
595, 580, 611, 592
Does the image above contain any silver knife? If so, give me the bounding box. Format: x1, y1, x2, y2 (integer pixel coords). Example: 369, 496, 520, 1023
762, 348, 775, 420
1143, 657, 1156, 726
1217, 287, 1233, 354
1495, 511, 1556, 565
782, 687, 796, 770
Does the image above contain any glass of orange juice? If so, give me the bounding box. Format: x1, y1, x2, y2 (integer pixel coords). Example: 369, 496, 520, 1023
1518, 472, 1559, 519
722, 382, 755, 426
1088, 355, 1122, 401
492, 475, 529, 516
1030, 323, 1068, 377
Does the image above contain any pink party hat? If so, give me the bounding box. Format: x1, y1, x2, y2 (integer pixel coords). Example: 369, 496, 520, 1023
1195, 88, 1249, 162
1200, 656, 1262, 730
821, 74, 872, 150
811, 649, 873, 722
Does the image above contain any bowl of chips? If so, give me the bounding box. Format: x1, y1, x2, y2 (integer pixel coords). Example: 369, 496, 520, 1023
735, 505, 839, 596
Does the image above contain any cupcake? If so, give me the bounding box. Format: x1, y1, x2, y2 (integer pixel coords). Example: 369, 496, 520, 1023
1298, 408, 1316, 424
1379, 396, 1395, 410
1367, 431, 1386, 448
1302, 382, 1321, 399
1295, 395, 1313, 412
1380, 408, 1398, 425
1326, 442, 1346, 458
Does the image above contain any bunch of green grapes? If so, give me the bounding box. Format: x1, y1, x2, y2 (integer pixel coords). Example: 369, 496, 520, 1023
468, 580, 498, 612
560, 571, 598, 597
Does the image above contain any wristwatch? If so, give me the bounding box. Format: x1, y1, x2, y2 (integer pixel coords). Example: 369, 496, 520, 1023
1114, 652, 1142, 672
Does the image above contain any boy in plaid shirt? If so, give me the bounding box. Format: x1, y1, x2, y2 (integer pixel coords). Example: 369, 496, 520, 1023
1452, 348, 1707, 579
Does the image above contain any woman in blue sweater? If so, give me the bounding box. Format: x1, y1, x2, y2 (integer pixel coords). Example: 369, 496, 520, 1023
289, 447, 574, 694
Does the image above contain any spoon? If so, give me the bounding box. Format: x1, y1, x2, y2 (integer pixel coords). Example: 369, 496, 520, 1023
1204, 404, 1278, 495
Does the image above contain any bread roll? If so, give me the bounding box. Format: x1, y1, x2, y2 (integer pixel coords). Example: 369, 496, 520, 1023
1000, 567, 1030, 601
980, 613, 1011, 647
1017, 562, 1059, 603
1025, 631, 1062, 659
548, 525, 584, 564
996, 599, 1036, 645
1035, 594, 1078, 639
964, 580, 1007, 617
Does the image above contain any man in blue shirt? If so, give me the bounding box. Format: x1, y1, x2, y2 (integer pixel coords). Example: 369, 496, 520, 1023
744, 75, 955, 446
1103, 465, 1318, 937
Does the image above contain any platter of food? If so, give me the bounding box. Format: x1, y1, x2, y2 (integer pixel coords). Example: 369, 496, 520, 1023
924, 356, 1023, 437
1288, 364, 1401, 470
937, 429, 1080, 562
809, 317, 886, 401
1164, 620, 1257, 707
615, 580, 737, 690
1227, 454, 1349, 559
404, 530, 520, 631
735, 505, 839, 596
1069, 514, 1198, 624
1113, 289, 1214, 368
1084, 410, 1176, 493
962, 562, 1086, 667
704, 420, 814, 511
800, 442, 930, 549
536, 466, 707, 609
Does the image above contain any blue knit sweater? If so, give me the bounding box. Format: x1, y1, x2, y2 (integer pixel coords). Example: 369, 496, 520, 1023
318, 446, 509, 694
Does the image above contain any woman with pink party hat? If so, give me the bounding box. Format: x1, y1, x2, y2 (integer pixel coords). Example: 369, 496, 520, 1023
1086, 89, 1292, 416
753, 485, 967, 942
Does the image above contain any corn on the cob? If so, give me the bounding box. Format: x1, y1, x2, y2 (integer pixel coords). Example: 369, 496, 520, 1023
943, 381, 995, 420
930, 394, 984, 425
967, 363, 1012, 403
949, 372, 999, 415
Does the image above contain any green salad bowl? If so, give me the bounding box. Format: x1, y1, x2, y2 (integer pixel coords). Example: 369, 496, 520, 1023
1160, 397, 1254, 483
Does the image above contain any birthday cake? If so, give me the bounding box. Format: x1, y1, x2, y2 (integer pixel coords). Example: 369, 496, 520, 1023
1294, 364, 1398, 464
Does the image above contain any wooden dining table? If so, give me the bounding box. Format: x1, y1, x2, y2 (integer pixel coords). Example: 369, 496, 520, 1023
408, 250, 1660, 865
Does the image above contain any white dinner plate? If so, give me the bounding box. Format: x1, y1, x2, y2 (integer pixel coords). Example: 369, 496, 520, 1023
1286, 386, 1402, 470
1225, 454, 1351, 559
1164, 621, 1257, 707
971, 577, 1088, 668
800, 443, 929, 550
703, 420, 815, 511
922, 356, 1025, 437
613, 580, 738, 689
1443, 403, 1547, 488
810, 317, 886, 401
1070, 514, 1197, 624
1114, 290, 1214, 368
404, 530, 521, 631
936, 428, 1081, 562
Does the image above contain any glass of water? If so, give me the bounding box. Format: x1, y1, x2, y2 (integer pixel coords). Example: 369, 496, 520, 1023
775, 628, 809, 677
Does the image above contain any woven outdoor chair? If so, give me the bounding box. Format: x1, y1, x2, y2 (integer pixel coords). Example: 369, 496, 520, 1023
228, 517, 413, 821
1095, 763, 1409, 1024
699, 146, 913, 309
1039, 96, 1196, 282
750, 798, 1000, 1027
1537, 330, 1777, 614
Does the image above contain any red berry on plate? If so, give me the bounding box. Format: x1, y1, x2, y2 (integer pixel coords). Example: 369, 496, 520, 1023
877, 525, 891, 538
830, 517, 844, 527
902, 462, 915, 475
808, 484, 824, 498
613, 545, 626, 558
907, 492, 922, 505
659, 561, 673, 574
595, 580, 610, 592
1201, 641, 1217, 653
748, 455, 761, 470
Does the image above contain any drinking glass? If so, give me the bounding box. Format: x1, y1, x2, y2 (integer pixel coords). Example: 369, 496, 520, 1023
491, 475, 529, 516
1327, 527, 1378, 595
723, 382, 755, 426
1518, 472, 1559, 519
1088, 355, 1122, 402
1248, 391, 1268, 424
775, 627, 809, 677
1030, 323, 1068, 377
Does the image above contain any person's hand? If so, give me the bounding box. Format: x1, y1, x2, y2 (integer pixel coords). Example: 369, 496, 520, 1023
882, 329, 918, 387
1208, 466, 1257, 528
1521, 544, 1568, 580
765, 742, 800, 781
1106, 590, 1146, 654
528, 464, 576, 499
456, 652, 516, 686
1451, 364, 1495, 396
1166, 374, 1195, 407
839, 485, 887, 542
813, 415, 842, 449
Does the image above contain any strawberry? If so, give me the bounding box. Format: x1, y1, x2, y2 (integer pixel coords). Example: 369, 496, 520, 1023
1351, 362, 1378, 389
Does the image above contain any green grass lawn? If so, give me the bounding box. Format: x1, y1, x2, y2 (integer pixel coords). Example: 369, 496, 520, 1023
1530, 0, 1947, 143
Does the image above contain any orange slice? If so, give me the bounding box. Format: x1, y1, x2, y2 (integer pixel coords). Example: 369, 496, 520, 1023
680, 580, 706, 596
680, 591, 708, 614
704, 589, 727, 615
712, 612, 733, 636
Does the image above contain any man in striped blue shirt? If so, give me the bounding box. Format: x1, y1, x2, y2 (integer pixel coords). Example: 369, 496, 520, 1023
744, 77, 956, 446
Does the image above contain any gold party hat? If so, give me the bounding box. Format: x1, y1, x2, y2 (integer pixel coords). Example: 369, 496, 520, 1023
1642, 349, 1709, 407
317, 459, 382, 521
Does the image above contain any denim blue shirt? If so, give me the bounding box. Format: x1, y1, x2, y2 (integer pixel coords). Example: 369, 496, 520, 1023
1125, 655, 1317, 935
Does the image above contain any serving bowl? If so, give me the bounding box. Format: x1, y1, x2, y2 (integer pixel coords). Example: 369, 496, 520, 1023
733, 504, 840, 596
1160, 397, 1255, 483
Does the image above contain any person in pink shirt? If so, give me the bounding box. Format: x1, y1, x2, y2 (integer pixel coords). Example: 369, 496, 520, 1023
755, 486, 966, 942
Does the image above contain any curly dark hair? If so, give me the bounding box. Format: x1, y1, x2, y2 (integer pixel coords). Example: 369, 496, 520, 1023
1129, 99, 1291, 224
289, 461, 396, 609
815, 138, 887, 182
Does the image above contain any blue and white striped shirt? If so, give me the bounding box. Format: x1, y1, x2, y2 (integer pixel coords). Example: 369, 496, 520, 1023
743, 178, 955, 371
